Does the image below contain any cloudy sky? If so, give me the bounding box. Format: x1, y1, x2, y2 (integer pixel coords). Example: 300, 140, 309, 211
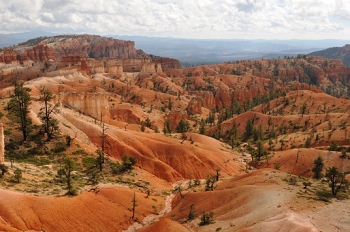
1, 0, 350, 40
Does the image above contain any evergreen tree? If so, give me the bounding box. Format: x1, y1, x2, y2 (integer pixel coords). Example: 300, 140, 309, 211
312, 156, 324, 179
255, 140, 265, 161
300, 103, 307, 116
325, 166, 347, 196
305, 137, 312, 148
7, 81, 32, 141
38, 87, 60, 140
59, 157, 77, 195
206, 111, 215, 126
164, 118, 172, 135
244, 118, 254, 141
168, 97, 172, 110
199, 118, 206, 134
176, 119, 190, 133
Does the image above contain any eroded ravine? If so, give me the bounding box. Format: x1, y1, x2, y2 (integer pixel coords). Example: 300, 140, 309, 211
123, 193, 175, 232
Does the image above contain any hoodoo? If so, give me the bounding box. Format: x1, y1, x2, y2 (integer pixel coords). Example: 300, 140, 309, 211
0, 123, 4, 163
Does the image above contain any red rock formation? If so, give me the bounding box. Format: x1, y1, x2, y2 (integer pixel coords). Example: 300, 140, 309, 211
57, 92, 110, 121
0, 48, 18, 63
186, 97, 202, 114
0, 45, 55, 63
41, 34, 147, 59
151, 57, 181, 69
60, 56, 81, 67
166, 108, 187, 130
109, 108, 141, 124
191, 91, 216, 110
22, 44, 56, 61
215, 89, 232, 109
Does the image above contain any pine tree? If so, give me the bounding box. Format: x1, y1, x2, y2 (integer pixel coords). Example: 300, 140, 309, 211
244, 118, 254, 141
326, 166, 347, 196
312, 156, 324, 179
38, 87, 60, 140
7, 81, 32, 141
199, 118, 206, 134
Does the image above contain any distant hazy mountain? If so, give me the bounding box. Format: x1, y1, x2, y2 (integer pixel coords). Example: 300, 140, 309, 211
113, 35, 349, 66
309, 44, 350, 66
0, 31, 57, 48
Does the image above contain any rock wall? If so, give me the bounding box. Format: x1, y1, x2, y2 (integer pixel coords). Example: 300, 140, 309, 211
109, 108, 141, 124
41, 35, 147, 59
60, 56, 81, 68
191, 91, 216, 110
57, 92, 110, 121
151, 57, 181, 69
22, 45, 56, 61
108, 65, 123, 77
141, 62, 163, 74
80, 58, 163, 75
0, 45, 55, 64
59, 67, 79, 76
186, 97, 202, 114
0, 48, 18, 64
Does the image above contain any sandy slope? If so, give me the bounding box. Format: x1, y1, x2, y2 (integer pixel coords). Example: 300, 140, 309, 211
0, 186, 164, 231
57, 106, 243, 182
141, 169, 343, 232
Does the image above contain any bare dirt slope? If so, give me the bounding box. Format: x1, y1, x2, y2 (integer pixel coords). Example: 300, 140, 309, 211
0, 186, 164, 231
143, 169, 349, 232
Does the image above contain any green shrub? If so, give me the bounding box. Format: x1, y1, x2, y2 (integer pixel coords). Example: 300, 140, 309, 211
14, 168, 22, 183
0, 164, 8, 176
82, 156, 97, 169
199, 211, 214, 226
72, 149, 89, 156
110, 161, 123, 175
52, 141, 67, 153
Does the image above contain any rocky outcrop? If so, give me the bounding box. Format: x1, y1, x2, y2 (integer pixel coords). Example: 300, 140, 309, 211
0, 48, 18, 64
109, 108, 141, 124
22, 44, 56, 61
60, 56, 81, 67
215, 89, 232, 109
57, 92, 110, 121
141, 62, 163, 74
186, 97, 202, 114
41, 35, 147, 59
0, 35, 148, 64
151, 57, 181, 69
0, 45, 56, 64
108, 65, 123, 77
191, 91, 216, 110
166, 108, 188, 130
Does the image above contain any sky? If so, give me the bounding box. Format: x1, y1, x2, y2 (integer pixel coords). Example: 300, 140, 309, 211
1, 0, 350, 40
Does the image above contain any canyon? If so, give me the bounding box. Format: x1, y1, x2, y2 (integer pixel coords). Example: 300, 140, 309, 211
0, 35, 349, 231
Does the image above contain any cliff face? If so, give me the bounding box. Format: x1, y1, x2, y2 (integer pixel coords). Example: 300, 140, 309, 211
0, 48, 18, 63
0, 35, 148, 64
151, 57, 181, 69
57, 92, 110, 121
22, 44, 56, 61
0, 45, 56, 63
41, 35, 147, 59
0, 35, 182, 79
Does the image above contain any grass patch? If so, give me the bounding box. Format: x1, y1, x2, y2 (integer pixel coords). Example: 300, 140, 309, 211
162, 190, 170, 196
62, 123, 71, 129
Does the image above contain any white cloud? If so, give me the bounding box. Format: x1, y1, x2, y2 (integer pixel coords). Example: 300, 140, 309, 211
0, 0, 348, 39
